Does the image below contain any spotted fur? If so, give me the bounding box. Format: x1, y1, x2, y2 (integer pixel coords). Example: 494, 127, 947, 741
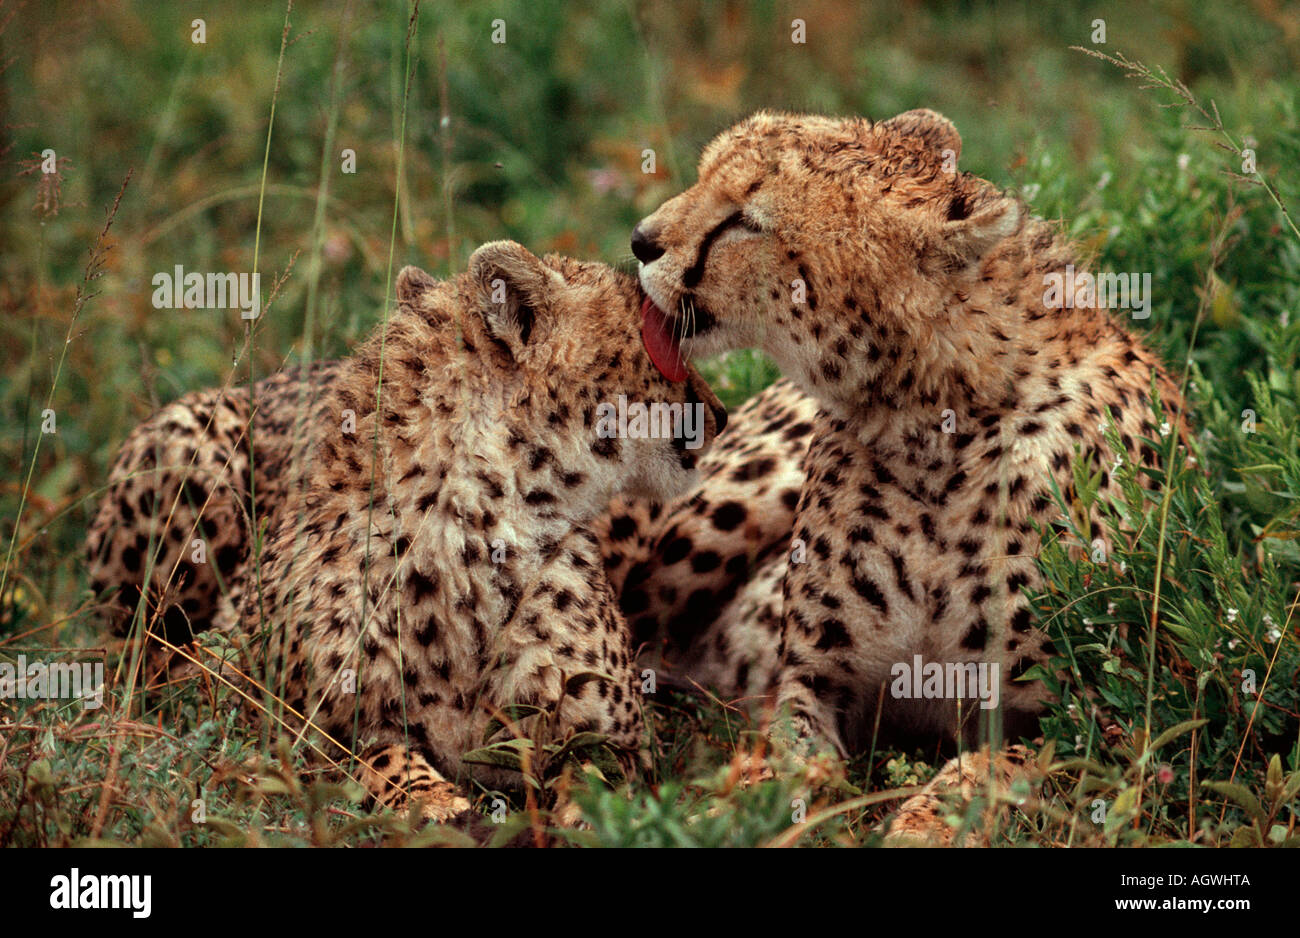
88, 242, 724, 819
625, 110, 1184, 836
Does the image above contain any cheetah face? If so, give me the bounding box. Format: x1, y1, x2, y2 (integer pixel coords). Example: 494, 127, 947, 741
463, 242, 727, 508
631, 110, 1020, 393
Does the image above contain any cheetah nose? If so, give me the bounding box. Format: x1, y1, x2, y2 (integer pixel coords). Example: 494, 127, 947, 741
631, 223, 665, 264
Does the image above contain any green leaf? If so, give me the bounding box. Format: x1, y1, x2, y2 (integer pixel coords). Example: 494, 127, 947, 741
1201, 781, 1266, 824
461, 738, 534, 770
563, 670, 615, 695
482, 703, 546, 742
1230, 826, 1262, 847
550, 731, 609, 762
1148, 718, 1208, 755
1266, 753, 1283, 796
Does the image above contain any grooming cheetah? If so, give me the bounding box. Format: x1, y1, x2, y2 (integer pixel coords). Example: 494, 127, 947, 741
622, 109, 1184, 840
87, 242, 725, 818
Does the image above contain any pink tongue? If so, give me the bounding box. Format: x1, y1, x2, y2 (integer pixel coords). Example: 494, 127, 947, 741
640, 295, 688, 382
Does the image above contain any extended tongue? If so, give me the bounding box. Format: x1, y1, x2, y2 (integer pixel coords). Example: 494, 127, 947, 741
640, 295, 688, 382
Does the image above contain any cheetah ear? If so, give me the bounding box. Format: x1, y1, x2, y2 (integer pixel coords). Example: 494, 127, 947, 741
880, 108, 962, 162
396, 265, 438, 305
468, 241, 560, 358
938, 194, 1022, 269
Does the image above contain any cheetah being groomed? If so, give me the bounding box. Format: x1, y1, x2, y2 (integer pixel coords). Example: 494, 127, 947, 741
88, 242, 725, 818
619, 109, 1185, 841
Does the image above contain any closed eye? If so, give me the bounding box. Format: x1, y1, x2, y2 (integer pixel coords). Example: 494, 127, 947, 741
683, 210, 765, 288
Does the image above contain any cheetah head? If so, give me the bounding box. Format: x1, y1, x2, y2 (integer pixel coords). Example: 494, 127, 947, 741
632, 110, 1022, 403
400, 241, 726, 513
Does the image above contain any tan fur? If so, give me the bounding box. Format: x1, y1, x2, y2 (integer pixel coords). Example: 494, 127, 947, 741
623, 110, 1183, 835
89, 243, 724, 818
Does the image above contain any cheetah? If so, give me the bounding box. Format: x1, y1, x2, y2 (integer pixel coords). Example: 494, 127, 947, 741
623, 109, 1185, 839
88, 242, 725, 819
596, 376, 816, 696
86, 361, 339, 645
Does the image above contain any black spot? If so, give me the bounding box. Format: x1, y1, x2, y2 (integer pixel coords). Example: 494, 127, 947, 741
608, 515, 637, 541
1009, 656, 1036, 681
663, 536, 693, 565
711, 501, 746, 532
408, 569, 439, 603
724, 554, 751, 576
691, 550, 722, 573
732, 457, 776, 482
815, 618, 852, 650
620, 589, 649, 615
850, 575, 888, 613
216, 545, 240, 573
961, 618, 988, 650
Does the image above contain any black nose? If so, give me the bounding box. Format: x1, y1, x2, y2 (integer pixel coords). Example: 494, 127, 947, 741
631, 223, 665, 264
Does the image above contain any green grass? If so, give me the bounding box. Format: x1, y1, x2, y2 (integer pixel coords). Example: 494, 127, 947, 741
2, 0, 1299, 846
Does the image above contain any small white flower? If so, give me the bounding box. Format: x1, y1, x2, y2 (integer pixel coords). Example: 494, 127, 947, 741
1266, 627, 1282, 644
1112, 455, 1123, 473
1118, 561, 1127, 575
1022, 183, 1041, 201
1097, 420, 1108, 433
1263, 613, 1276, 628
1159, 422, 1171, 438
1177, 153, 1190, 171
1097, 171, 1112, 190
1228, 638, 1239, 651
1106, 602, 1117, 615
1226, 607, 1238, 623
1282, 310, 1291, 327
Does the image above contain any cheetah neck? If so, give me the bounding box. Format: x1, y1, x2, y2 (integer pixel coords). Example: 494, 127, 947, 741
386, 388, 615, 641
326, 311, 619, 651
812, 221, 1148, 435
